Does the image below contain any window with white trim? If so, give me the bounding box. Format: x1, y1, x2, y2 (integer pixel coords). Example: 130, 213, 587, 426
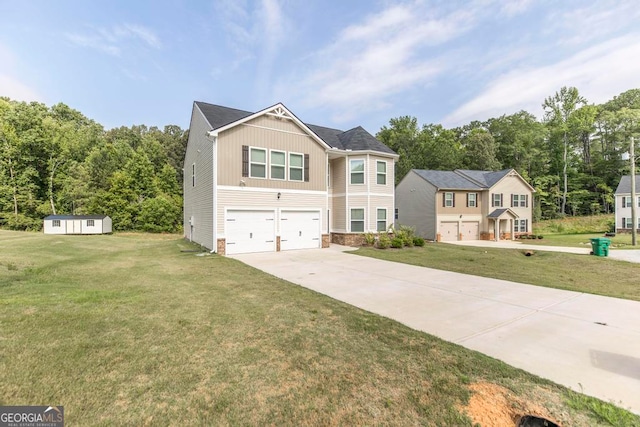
270, 150, 286, 180
377, 209, 387, 232
351, 208, 365, 232
376, 161, 387, 185
53, 219, 61, 227
289, 153, 303, 181
512, 194, 527, 207
87, 219, 95, 227
467, 193, 477, 208
444, 192, 454, 207
623, 217, 633, 229
622, 196, 632, 208
350, 159, 365, 185
515, 219, 528, 232
250, 148, 267, 178
492, 193, 503, 207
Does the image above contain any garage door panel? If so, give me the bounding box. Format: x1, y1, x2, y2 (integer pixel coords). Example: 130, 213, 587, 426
281, 211, 321, 251
461, 221, 479, 240
440, 221, 458, 242
226, 210, 276, 255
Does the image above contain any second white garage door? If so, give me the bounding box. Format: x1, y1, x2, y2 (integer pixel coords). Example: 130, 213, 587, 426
460, 221, 479, 240
226, 210, 276, 255
280, 210, 321, 251
440, 221, 459, 242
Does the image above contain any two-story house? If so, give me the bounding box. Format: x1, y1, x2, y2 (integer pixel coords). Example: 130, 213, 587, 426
395, 169, 534, 241
183, 101, 397, 255
614, 175, 640, 233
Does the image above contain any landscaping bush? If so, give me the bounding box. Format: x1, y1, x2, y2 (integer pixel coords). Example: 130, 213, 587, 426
391, 237, 404, 248
363, 232, 376, 246
396, 224, 416, 247
413, 237, 425, 247
376, 233, 391, 249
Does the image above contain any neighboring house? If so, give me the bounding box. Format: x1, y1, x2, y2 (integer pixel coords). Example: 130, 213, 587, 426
43, 215, 112, 235
614, 175, 640, 233
395, 169, 534, 241
183, 101, 398, 255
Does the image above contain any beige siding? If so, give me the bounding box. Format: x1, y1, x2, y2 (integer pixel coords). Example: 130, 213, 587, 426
217, 116, 326, 191
368, 156, 394, 195
183, 105, 215, 250
436, 190, 483, 215
346, 155, 368, 193
490, 173, 534, 228
330, 158, 346, 194
370, 195, 394, 231
395, 171, 437, 240
217, 188, 328, 235
331, 195, 346, 232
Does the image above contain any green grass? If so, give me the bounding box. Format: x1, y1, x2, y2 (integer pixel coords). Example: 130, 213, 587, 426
354, 244, 640, 301
1, 230, 638, 426
520, 232, 637, 249
534, 214, 614, 234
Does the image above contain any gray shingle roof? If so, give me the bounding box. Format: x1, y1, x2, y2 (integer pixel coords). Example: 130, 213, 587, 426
194, 101, 395, 155
413, 170, 484, 190
615, 175, 640, 194
45, 215, 108, 220
487, 208, 516, 218
455, 169, 511, 187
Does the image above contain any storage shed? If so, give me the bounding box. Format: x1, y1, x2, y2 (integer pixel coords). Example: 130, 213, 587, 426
43, 215, 112, 235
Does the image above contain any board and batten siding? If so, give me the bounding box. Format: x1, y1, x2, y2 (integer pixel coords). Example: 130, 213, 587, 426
217, 188, 328, 236
217, 116, 327, 191
395, 171, 437, 240
435, 191, 482, 215
183, 104, 215, 250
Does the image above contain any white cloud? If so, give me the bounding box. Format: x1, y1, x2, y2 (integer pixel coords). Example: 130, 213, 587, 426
279, 1, 482, 122
442, 34, 640, 126
65, 23, 162, 56
498, 0, 533, 17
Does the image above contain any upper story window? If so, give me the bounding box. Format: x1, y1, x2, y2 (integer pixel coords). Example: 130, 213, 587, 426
52, 219, 61, 227
289, 153, 304, 182
444, 192, 454, 207
192, 163, 196, 187
376, 161, 387, 185
270, 150, 286, 180
250, 147, 267, 178
467, 193, 477, 208
621, 196, 639, 208
87, 219, 95, 227
492, 193, 503, 207
350, 159, 365, 184
512, 194, 528, 207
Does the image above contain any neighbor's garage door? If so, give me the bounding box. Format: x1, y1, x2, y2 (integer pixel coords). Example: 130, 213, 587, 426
280, 210, 321, 251
440, 221, 459, 242
460, 221, 479, 240
226, 210, 276, 255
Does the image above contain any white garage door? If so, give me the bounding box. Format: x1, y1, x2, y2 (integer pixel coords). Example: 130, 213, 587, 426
280, 210, 321, 251
460, 221, 479, 240
226, 210, 276, 255
440, 221, 459, 242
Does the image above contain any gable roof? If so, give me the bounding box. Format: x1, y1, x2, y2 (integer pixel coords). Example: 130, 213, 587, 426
44, 215, 108, 220
410, 168, 533, 191
487, 208, 518, 219
615, 175, 640, 194
194, 101, 396, 155
413, 170, 484, 190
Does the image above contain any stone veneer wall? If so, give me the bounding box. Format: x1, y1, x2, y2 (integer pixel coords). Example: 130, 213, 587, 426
217, 238, 226, 255
331, 232, 365, 246
322, 234, 330, 248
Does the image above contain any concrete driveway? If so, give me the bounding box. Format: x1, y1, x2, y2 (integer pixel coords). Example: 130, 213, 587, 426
232, 245, 640, 414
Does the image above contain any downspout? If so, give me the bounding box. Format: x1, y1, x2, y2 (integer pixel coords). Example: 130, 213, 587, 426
206, 131, 219, 253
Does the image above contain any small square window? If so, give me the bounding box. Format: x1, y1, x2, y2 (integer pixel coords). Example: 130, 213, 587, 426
52, 219, 61, 227
87, 219, 95, 227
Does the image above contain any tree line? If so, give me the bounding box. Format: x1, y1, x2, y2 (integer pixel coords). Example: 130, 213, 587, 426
377, 87, 640, 220
0, 97, 187, 231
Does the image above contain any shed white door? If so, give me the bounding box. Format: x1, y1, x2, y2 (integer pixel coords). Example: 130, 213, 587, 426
68, 220, 82, 234
226, 210, 276, 255
440, 221, 459, 242
461, 221, 479, 240
280, 210, 321, 251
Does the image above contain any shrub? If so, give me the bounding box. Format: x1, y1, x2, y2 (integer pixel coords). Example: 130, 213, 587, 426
377, 233, 391, 249
391, 237, 404, 248
396, 224, 416, 247
363, 232, 376, 246
413, 237, 425, 247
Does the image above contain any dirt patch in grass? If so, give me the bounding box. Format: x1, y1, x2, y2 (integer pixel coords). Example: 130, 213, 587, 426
462, 382, 560, 426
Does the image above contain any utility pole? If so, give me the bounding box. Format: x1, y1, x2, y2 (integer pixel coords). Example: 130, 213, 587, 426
631, 136, 637, 246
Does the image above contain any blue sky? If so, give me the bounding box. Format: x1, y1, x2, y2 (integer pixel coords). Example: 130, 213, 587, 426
2, 0, 640, 134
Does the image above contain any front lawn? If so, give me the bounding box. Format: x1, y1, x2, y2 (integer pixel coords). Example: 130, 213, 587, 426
522, 233, 638, 249
353, 244, 640, 301
1, 230, 638, 426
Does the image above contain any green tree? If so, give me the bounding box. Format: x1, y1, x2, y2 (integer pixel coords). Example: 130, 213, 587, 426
461, 128, 501, 170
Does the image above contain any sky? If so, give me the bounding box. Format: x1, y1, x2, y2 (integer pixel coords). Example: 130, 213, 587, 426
1, 0, 640, 134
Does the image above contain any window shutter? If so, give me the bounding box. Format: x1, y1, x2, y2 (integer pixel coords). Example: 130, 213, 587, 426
500, 193, 503, 207
526, 194, 529, 208
452, 193, 456, 207
443, 193, 446, 207
466, 193, 469, 208
511, 194, 514, 207
242, 145, 249, 177
304, 154, 309, 182
491, 193, 494, 207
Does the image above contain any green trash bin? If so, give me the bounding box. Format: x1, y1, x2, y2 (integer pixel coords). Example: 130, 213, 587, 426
590, 237, 611, 257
